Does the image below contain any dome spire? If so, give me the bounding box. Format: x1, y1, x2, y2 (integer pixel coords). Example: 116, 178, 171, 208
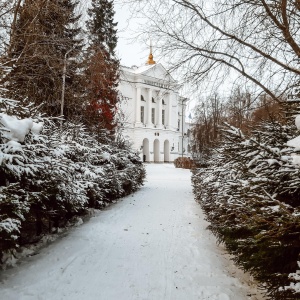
146, 38, 156, 65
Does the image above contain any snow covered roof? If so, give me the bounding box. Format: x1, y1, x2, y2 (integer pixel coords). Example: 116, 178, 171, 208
122, 64, 155, 74
121, 63, 177, 85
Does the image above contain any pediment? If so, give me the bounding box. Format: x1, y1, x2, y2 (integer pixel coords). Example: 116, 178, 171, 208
139, 64, 176, 84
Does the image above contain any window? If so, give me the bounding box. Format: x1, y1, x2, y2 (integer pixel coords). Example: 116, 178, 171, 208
151, 108, 155, 124
152, 97, 156, 103
141, 95, 145, 101
141, 106, 145, 123
162, 99, 165, 105
162, 110, 165, 125
178, 119, 180, 130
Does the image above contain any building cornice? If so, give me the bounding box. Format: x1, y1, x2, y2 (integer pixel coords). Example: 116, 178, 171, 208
120, 69, 180, 92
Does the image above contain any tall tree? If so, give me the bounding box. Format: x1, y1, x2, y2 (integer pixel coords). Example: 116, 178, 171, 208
191, 88, 285, 161
1, 0, 84, 118
85, 0, 119, 137
87, 0, 118, 56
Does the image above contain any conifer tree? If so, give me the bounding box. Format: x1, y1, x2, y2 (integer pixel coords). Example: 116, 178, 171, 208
2, 0, 84, 119
0, 97, 146, 259
85, 0, 119, 138
87, 0, 118, 55
192, 119, 300, 299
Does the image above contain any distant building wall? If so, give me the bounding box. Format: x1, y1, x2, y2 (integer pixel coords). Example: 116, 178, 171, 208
118, 63, 190, 162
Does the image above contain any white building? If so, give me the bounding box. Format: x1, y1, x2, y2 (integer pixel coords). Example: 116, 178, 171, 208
118, 49, 190, 162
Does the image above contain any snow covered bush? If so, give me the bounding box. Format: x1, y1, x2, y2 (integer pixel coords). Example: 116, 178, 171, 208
174, 157, 195, 169
192, 121, 300, 299
0, 98, 48, 252
0, 98, 145, 265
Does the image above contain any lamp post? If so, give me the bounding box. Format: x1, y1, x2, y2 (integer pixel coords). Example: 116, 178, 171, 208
181, 97, 187, 158
61, 47, 75, 120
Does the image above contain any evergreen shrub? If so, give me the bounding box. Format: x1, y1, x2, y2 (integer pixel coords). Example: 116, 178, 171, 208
0, 98, 145, 264
192, 121, 300, 299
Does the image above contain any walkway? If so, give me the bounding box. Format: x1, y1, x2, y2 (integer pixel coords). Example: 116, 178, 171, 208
0, 164, 263, 300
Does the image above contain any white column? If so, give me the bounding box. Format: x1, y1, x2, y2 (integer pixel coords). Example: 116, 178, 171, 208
147, 88, 152, 126
175, 94, 179, 130
167, 93, 172, 129
158, 97, 162, 128
135, 86, 141, 124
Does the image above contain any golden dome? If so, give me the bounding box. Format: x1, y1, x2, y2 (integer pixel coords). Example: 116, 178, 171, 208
146, 40, 156, 65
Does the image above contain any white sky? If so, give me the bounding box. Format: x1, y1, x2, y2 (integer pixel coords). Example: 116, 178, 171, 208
79, 1, 147, 67
114, 2, 149, 67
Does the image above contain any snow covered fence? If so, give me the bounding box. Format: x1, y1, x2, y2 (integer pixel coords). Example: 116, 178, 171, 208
0, 98, 145, 266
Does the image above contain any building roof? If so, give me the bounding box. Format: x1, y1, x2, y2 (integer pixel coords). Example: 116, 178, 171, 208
122, 64, 155, 74
121, 63, 177, 85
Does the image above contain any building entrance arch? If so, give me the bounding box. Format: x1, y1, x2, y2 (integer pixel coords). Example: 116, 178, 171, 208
142, 138, 150, 162
154, 139, 160, 163
164, 140, 170, 162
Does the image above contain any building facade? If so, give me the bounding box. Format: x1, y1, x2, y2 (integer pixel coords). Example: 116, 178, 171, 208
118, 53, 190, 162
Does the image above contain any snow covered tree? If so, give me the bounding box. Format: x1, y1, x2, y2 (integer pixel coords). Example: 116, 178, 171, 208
0, 97, 47, 254
0, 96, 145, 265
192, 120, 300, 299
0, 1, 146, 265
1, 0, 84, 119
191, 89, 285, 165
85, 0, 119, 138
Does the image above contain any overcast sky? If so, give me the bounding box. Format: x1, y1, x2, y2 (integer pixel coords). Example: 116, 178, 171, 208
114, 2, 149, 67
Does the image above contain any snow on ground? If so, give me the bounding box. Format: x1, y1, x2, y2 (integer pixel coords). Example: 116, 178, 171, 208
0, 164, 265, 300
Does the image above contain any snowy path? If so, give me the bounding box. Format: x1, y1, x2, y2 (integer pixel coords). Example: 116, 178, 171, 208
0, 164, 264, 300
